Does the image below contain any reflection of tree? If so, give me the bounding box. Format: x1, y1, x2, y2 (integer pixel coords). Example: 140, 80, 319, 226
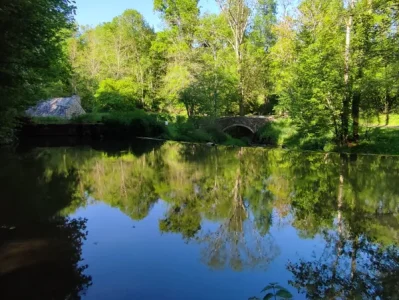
0, 149, 86, 223
200, 218, 278, 271
287, 153, 399, 299
159, 203, 202, 239
198, 149, 279, 271
0, 217, 92, 300
0, 148, 93, 299
288, 235, 399, 299
9, 141, 399, 289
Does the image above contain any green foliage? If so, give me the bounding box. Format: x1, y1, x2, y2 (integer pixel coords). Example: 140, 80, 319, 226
256, 118, 334, 151
154, 0, 199, 35
0, 0, 76, 143
100, 111, 166, 137
165, 116, 228, 144
67, 9, 156, 112
257, 119, 296, 146
346, 127, 399, 155
2, 0, 398, 151
94, 78, 141, 111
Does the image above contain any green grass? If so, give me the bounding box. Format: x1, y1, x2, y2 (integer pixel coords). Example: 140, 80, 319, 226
163, 116, 248, 146
257, 118, 297, 147
257, 118, 336, 152
344, 127, 399, 155
360, 113, 399, 127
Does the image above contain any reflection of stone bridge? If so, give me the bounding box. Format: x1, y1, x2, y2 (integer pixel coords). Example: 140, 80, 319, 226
217, 116, 274, 134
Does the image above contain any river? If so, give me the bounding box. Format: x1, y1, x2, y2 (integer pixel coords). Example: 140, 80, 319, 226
0, 140, 398, 299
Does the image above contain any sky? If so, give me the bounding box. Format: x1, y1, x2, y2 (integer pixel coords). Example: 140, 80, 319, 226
74, 0, 220, 30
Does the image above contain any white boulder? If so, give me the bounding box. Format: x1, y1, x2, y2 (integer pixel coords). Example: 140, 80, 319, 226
26, 95, 85, 119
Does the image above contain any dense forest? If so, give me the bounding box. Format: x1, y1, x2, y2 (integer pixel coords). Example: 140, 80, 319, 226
0, 0, 398, 148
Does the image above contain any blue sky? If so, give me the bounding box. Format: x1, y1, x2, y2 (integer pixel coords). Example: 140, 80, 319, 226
74, 0, 220, 29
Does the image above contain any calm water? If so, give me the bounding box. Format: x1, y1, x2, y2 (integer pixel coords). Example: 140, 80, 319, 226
0, 140, 398, 300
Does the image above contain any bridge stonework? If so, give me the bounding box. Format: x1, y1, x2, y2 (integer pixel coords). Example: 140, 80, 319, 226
216, 116, 273, 134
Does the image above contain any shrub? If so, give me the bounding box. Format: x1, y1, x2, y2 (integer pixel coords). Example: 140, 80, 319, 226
101, 110, 166, 138
257, 118, 297, 147
71, 113, 109, 124
164, 116, 231, 144
94, 78, 141, 112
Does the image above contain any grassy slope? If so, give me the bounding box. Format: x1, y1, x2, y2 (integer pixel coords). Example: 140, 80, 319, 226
257, 114, 399, 155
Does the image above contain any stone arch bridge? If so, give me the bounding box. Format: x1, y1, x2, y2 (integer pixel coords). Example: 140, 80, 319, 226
216, 116, 274, 134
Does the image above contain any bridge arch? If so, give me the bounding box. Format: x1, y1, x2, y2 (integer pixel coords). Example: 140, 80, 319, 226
222, 124, 255, 134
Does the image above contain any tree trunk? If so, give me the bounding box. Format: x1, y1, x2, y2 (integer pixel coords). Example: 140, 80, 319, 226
236, 41, 245, 116
352, 91, 360, 142
213, 47, 219, 117
238, 60, 245, 116
384, 98, 390, 126
342, 0, 355, 144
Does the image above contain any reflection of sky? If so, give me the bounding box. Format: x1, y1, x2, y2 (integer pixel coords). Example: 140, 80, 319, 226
73, 200, 325, 300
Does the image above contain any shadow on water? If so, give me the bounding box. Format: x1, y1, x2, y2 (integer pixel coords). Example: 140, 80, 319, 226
16, 137, 165, 157
0, 141, 398, 299
0, 147, 92, 300
0, 218, 91, 300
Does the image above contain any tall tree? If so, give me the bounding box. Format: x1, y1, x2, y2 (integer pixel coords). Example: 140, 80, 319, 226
342, 0, 356, 143
0, 0, 76, 143
216, 0, 253, 116
153, 0, 201, 115
244, 0, 277, 114
68, 10, 156, 111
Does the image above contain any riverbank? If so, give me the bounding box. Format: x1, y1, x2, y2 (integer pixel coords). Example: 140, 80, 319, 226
256, 117, 399, 155
22, 111, 399, 156
22, 111, 248, 147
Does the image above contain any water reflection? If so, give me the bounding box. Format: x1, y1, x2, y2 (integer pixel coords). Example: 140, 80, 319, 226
0, 142, 398, 299
0, 218, 91, 299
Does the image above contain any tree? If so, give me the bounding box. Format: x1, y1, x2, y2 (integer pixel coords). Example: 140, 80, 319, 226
279, 0, 345, 145
244, 0, 277, 114
69, 10, 156, 111
153, 0, 201, 115
216, 0, 253, 115
342, 0, 356, 143
0, 0, 76, 143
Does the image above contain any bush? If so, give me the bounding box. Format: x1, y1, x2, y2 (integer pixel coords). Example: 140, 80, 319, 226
164, 116, 232, 144
101, 110, 166, 138
94, 78, 142, 112
257, 118, 295, 146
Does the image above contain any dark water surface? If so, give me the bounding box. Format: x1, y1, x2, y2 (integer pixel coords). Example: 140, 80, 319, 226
0, 140, 398, 299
